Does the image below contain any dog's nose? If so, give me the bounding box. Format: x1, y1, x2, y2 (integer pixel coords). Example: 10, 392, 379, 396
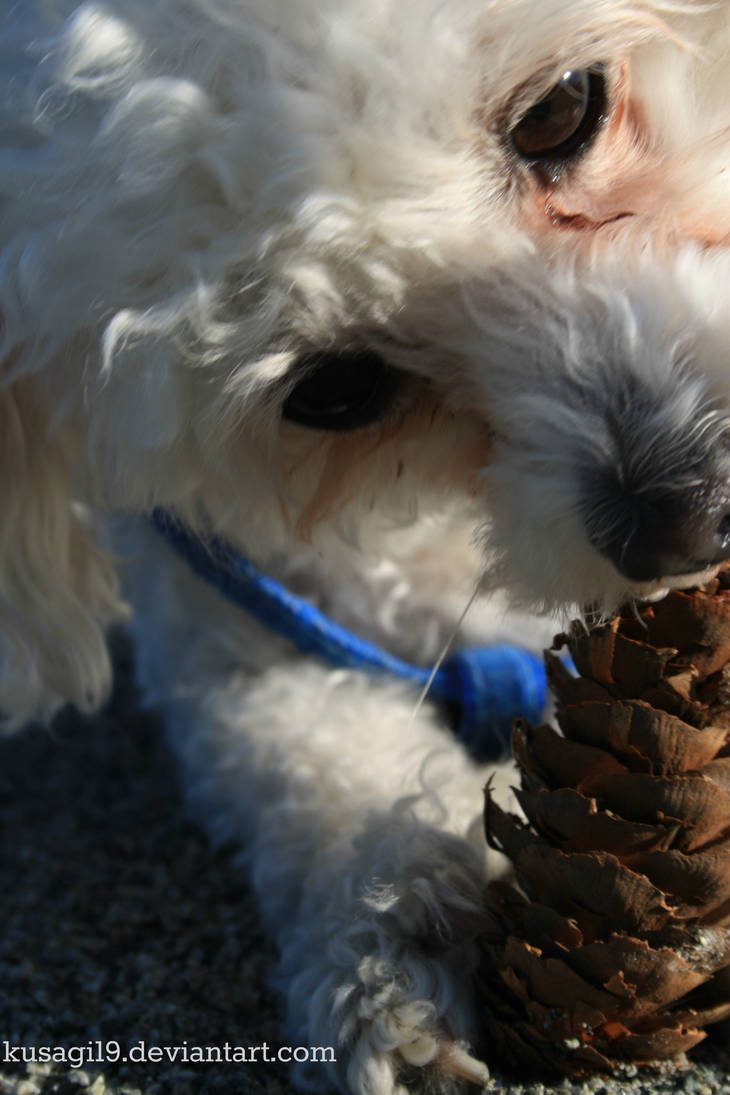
586, 471, 730, 582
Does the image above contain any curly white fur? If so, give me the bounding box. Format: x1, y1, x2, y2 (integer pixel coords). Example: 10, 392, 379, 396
2, 0, 730, 1090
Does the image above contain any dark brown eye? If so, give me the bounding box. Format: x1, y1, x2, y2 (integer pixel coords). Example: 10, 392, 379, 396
282, 349, 400, 431
511, 67, 606, 163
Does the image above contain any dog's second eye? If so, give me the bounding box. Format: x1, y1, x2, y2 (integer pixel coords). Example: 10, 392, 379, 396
282, 350, 399, 431
511, 68, 606, 162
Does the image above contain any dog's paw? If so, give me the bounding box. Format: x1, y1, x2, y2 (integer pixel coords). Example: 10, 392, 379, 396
280, 818, 491, 1094
331, 950, 489, 1095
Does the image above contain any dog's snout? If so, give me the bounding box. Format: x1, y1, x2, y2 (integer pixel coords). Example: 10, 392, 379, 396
586, 468, 730, 583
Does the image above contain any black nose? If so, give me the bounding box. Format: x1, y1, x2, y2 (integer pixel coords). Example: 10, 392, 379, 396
586, 474, 730, 582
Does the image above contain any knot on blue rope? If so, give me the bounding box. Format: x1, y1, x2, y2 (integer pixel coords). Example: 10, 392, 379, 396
435, 646, 547, 759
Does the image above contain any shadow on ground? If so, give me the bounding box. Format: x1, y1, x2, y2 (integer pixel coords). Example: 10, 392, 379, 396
0, 633, 288, 1095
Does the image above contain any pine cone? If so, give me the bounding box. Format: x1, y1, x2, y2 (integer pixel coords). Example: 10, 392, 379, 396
481, 570, 730, 1077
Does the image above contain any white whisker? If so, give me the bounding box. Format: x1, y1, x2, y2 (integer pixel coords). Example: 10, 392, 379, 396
408, 582, 481, 729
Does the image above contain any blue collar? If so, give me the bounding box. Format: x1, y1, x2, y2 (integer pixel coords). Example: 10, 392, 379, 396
151, 510, 546, 759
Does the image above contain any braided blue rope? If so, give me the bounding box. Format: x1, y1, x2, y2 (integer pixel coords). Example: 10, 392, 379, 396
151, 510, 547, 759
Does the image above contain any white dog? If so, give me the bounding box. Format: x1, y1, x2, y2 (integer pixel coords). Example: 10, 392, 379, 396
2, 0, 730, 1091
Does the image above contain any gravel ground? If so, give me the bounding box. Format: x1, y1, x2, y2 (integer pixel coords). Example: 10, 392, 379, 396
0, 634, 728, 1095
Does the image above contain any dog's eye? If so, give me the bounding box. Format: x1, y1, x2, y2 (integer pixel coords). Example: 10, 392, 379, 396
282, 349, 399, 431
511, 68, 606, 163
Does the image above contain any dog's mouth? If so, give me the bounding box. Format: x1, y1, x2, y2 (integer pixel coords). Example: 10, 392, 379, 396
631, 563, 725, 604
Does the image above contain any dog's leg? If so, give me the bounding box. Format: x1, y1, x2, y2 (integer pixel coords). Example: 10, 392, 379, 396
125, 524, 508, 1092
169, 663, 501, 1094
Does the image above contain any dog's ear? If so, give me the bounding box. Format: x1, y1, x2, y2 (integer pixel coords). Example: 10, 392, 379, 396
0, 375, 127, 727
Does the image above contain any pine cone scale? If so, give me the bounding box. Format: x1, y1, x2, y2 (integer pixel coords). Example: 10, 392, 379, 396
514, 786, 681, 856
500, 937, 622, 1015
626, 848, 730, 916
486, 798, 676, 938
576, 773, 730, 850
568, 937, 708, 1008
513, 721, 629, 794
559, 700, 729, 774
